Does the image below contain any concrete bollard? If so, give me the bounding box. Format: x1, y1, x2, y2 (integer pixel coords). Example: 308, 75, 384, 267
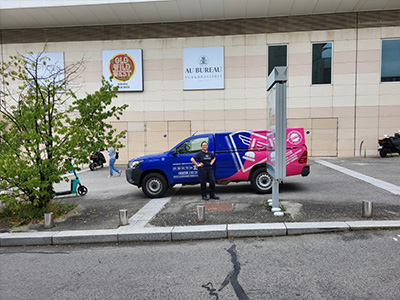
196, 204, 205, 222
44, 212, 54, 228
119, 209, 129, 226
362, 201, 373, 218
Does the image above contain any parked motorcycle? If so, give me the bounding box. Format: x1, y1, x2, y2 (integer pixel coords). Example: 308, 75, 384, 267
378, 131, 400, 157
89, 151, 106, 170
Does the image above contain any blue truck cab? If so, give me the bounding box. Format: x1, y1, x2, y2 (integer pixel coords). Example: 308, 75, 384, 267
126, 129, 309, 198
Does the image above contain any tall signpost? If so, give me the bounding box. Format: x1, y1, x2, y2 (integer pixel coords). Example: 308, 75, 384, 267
267, 67, 287, 217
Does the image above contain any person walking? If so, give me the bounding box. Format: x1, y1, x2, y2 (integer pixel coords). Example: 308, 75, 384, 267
191, 141, 220, 200
107, 144, 122, 178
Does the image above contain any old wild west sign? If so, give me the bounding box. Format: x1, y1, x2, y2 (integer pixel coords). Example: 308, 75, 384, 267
102, 49, 143, 91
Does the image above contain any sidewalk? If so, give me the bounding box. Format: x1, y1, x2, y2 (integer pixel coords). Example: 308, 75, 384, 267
1, 157, 400, 246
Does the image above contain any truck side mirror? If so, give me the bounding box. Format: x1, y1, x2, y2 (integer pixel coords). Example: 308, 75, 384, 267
171, 148, 177, 155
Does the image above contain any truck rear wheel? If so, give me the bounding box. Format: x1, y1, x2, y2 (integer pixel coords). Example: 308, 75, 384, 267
250, 168, 272, 194
142, 173, 168, 198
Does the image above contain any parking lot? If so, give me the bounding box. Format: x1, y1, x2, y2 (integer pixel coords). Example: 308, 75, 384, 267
7, 156, 400, 232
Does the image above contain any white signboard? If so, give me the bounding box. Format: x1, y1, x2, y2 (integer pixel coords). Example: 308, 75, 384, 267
183, 47, 224, 90
102, 49, 143, 92
26, 52, 65, 85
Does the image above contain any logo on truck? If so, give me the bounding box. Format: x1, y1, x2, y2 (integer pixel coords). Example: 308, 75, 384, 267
228, 131, 273, 173
287, 130, 303, 145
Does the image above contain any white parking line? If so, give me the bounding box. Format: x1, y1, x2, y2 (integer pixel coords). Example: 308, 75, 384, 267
314, 159, 400, 196
127, 185, 182, 228
127, 197, 171, 228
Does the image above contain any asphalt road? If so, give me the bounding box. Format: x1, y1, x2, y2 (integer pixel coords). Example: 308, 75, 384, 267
1, 230, 399, 300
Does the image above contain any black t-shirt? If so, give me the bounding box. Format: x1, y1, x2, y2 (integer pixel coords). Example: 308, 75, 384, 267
193, 151, 215, 168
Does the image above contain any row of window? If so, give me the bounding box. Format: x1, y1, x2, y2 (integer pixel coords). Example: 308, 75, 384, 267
268, 39, 400, 84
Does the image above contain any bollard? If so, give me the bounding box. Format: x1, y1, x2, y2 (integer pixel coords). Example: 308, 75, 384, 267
119, 209, 129, 226
196, 204, 205, 222
362, 201, 373, 218
44, 212, 54, 228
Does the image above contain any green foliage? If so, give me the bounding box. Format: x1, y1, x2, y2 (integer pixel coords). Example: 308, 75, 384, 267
0, 51, 127, 214
0, 200, 77, 227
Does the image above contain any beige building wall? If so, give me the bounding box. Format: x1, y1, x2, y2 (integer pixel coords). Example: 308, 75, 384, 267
2, 25, 400, 163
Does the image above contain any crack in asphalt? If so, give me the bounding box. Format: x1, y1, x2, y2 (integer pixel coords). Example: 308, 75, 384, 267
202, 244, 249, 300
201, 282, 220, 300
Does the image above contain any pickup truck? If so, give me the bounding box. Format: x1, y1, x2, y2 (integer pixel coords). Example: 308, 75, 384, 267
126, 128, 310, 198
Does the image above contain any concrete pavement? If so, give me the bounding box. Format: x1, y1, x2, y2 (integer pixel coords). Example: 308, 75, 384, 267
1, 157, 400, 246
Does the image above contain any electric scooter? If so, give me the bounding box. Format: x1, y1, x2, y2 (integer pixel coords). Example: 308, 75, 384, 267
52, 161, 88, 197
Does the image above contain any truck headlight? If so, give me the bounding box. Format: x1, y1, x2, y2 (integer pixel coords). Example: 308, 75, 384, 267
127, 160, 143, 169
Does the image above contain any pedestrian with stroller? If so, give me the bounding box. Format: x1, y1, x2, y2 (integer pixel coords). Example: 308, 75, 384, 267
191, 141, 220, 200
107, 143, 122, 178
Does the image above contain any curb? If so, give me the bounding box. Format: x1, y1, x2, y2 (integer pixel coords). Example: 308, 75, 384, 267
1, 220, 400, 247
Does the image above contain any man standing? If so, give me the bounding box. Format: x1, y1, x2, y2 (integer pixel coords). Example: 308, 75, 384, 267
191, 141, 220, 200
107, 144, 122, 178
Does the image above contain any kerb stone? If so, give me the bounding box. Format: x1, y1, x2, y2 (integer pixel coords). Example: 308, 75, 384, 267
0, 232, 56, 246
285, 222, 349, 235
172, 225, 227, 240
346, 220, 400, 230
118, 227, 173, 242
228, 223, 287, 237
52, 229, 119, 245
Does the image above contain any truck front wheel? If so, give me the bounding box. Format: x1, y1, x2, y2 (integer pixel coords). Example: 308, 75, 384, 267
250, 169, 272, 194
142, 173, 168, 198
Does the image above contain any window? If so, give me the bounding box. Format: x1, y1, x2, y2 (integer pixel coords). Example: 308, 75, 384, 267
268, 45, 287, 75
381, 39, 400, 82
176, 137, 209, 155
312, 43, 332, 84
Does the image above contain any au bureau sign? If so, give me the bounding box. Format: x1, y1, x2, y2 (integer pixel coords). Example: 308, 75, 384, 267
183, 47, 224, 90
102, 49, 143, 92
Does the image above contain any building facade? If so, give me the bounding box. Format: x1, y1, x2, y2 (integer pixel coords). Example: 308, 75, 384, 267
1, 2, 400, 164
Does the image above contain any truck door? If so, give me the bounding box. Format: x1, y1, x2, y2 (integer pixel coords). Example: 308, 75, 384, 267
169, 134, 213, 184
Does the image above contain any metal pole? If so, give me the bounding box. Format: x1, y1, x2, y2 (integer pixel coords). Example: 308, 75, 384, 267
271, 179, 279, 210
196, 204, 205, 222
119, 209, 129, 226
44, 212, 54, 228
267, 67, 287, 218
271, 180, 283, 216
362, 201, 373, 218
271, 81, 285, 217
275, 81, 287, 180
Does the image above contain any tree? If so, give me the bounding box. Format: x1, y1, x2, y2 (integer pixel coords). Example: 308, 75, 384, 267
0, 51, 127, 211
